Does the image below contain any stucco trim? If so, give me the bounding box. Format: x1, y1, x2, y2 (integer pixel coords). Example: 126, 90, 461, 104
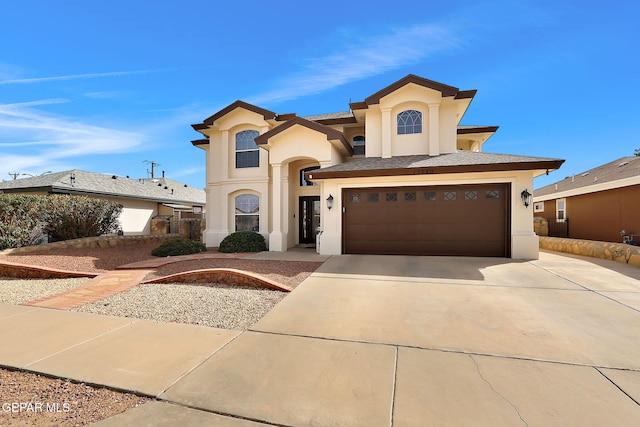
198, 100, 277, 126
361, 74, 469, 106
254, 116, 354, 155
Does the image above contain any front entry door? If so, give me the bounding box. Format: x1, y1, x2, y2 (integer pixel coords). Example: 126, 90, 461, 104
299, 196, 320, 245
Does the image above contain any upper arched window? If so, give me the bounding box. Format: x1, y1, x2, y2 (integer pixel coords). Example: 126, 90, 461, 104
235, 130, 260, 168
397, 110, 422, 135
353, 135, 365, 156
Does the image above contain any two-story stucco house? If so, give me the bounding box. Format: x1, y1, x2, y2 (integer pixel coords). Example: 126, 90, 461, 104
192, 74, 563, 259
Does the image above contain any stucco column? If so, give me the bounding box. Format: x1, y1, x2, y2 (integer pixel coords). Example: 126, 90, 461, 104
269, 163, 286, 251
428, 103, 440, 156
381, 108, 392, 158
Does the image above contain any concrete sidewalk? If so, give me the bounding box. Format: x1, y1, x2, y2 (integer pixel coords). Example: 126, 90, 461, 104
1, 251, 639, 426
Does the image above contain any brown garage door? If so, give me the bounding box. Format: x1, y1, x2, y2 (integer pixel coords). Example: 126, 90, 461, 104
343, 184, 510, 257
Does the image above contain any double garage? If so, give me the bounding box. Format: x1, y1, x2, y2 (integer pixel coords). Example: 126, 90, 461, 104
342, 183, 511, 257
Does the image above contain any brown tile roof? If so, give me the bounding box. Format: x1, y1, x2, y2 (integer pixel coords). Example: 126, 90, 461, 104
308, 152, 564, 180
534, 156, 640, 197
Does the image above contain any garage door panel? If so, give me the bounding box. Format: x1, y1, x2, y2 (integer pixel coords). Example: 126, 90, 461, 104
343, 184, 509, 257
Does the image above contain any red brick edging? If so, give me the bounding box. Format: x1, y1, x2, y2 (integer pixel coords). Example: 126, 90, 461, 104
142, 268, 292, 292
0, 260, 97, 279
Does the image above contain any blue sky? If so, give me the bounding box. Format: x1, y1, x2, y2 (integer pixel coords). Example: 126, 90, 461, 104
1, 0, 638, 189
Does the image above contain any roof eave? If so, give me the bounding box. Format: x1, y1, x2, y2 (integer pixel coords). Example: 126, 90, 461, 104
308, 160, 565, 180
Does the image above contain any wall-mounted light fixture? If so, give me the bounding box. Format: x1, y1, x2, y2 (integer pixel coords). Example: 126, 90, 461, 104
520, 189, 532, 208
326, 194, 334, 210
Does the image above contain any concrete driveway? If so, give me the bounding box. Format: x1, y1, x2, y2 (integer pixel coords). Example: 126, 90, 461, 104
158, 251, 640, 426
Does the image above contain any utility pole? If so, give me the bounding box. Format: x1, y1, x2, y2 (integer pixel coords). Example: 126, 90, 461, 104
8, 172, 20, 180
143, 160, 161, 179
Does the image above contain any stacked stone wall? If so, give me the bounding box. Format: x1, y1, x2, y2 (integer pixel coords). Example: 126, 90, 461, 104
540, 236, 640, 267
0, 234, 181, 255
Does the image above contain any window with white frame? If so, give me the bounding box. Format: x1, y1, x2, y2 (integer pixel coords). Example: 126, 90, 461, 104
300, 166, 320, 186
397, 110, 422, 134
235, 194, 259, 231
235, 130, 260, 168
556, 199, 566, 221
353, 135, 365, 155
534, 202, 544, 213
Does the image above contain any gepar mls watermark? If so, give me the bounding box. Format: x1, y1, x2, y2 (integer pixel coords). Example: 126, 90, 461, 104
2, 401, 71, 413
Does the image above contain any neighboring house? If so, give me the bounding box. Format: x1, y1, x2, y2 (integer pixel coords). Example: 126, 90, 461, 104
192, 74, 563, 259
533, 156, 640, 243
0, 170, 205, 235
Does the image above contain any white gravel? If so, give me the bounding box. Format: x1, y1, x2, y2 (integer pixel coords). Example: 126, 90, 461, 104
73, 283, 287, 330
0, 277, 90, 305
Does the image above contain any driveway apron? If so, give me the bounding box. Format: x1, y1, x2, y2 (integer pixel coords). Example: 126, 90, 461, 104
160, 251, 640, 426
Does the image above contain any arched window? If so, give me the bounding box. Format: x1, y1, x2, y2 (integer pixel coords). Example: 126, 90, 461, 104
235, 130, 260, 168
353, 135, 365, 155
397, 110, 422, 135
235, 194, 259, 231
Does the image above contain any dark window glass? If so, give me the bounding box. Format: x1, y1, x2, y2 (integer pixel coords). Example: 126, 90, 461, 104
397, 110, 422, 134
464, 191, 478, 201
235, 194, 259, 231
424, 191, 437, 201
349, 193, 361, 203
235, 130, 260, 168
353, 136, 365, 156
386, 193, 398, 202
300, 166, 320, 186
404, 192, 417, 201
444, 191, 457, 201
486, 190, 500, 200
367, 193, 379, 202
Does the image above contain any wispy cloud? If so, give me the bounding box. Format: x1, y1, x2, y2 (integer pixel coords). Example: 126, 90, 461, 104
248, 23, 463, 105
0, 69, 156, 85
0, 100, 146, 176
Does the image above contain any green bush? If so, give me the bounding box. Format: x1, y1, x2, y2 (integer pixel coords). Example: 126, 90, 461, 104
43, 195, 123, 242
0, 194, 123, 249
151, 237, 207, 257
219, 231, 266, 253
0, 194, 48, 250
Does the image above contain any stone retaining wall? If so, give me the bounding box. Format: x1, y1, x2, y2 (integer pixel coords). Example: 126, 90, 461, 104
0, 234, 181, 255
540, 236, 640, 267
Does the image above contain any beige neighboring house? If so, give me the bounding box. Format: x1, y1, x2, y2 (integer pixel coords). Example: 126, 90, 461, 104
192, 74, 564, 259
0, 170, 205, 235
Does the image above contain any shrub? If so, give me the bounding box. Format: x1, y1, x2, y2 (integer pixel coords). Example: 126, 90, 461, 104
219, 231, 266, 253
42, 195, 123, 242
151, 237, 207, 257
0, 194, 48, 250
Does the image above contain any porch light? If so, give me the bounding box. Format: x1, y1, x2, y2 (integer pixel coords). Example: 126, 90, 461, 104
520, 189, 532, 208
326, 194, 334, 210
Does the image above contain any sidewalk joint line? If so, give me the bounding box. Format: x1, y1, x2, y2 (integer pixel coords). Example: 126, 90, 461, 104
529, 261, 640, 314
248, 329, 639, 371
157, 330, 244, 397
23, 318, 138, 368
595, 367, 640, 407
389, 346, 398, 427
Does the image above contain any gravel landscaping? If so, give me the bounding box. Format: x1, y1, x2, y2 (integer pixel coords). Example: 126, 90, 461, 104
74, 283, 287, 330
0, 277, 90, 305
